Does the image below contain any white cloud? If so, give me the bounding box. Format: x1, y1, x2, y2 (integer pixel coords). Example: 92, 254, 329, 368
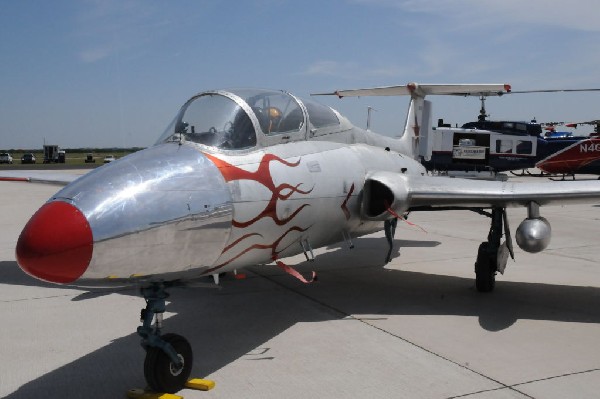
302, 60, 410, 80
79, 45, 113, 63
466, 0, 600, 32
303, 60, 350, 76
350, 0, 600, 32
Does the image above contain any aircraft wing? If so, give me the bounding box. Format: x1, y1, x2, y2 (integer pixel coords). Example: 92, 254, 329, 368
407, 175, 600, 208
0, 170, 86, 186
366, 171, 600, 218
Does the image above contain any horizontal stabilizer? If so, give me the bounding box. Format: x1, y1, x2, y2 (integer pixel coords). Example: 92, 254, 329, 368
313, 83, 511, 98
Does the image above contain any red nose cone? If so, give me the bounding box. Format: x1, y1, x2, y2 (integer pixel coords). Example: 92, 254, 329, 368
16, 201, 93, 284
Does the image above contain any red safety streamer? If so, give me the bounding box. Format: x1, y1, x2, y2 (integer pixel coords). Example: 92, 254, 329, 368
275, 259, 317, 283
385, 202, 427, 233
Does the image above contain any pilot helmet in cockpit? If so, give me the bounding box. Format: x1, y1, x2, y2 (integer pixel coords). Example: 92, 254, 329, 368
265, 107, 282, 134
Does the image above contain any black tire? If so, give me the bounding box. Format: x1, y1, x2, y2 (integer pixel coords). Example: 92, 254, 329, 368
475, 242, 496, 292
144, 333, 193, 393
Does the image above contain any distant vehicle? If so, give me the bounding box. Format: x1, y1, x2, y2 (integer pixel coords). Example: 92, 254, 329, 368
20, 153, 36, 164
0, 153, 13, 164
84, 153, 96, 163
103, 155, 116, 163
43, 145, 65, 163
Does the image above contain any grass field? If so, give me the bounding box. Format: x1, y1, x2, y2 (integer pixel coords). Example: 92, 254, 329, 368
0, 150, 141, 169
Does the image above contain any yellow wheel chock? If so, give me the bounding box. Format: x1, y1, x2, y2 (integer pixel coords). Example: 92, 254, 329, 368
185, 378, 216, 391
127, 378, 215, 398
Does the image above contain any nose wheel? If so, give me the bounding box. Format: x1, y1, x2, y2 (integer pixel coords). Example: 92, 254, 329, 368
138, 282, 193, 393
144, 333, 193, 393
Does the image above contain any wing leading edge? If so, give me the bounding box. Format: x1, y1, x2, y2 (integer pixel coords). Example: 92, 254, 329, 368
0, 171, 85, 186
406, 175, 600, 209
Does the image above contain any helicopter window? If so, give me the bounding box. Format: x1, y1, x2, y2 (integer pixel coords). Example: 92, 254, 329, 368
302, 99, 339, 128
231, 89, 304, 136
515, 123, 527, 132
160, 94, 256, 150
496, 139, 513, 153
516, 140, 533, 155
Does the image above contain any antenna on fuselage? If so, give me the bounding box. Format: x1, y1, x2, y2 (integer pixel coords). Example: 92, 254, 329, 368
367, 106, 377, 130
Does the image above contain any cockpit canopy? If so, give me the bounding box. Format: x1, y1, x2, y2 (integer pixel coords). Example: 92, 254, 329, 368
157, 89, 341, 150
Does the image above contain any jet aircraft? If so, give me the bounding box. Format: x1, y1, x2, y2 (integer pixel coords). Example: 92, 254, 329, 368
9, 83, 600, 393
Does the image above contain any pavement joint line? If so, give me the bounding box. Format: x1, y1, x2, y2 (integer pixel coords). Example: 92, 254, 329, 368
540, 250, 598, 264
545, 243, 598, 250
447, 368, 600, 398
0, 293, 80, 303
510, 367, 600, 389
446, 386, 534, 399
252, 268, 531, 398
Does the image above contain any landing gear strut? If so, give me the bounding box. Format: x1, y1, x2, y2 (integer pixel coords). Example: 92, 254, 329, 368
384, 217, 398, 263
475, 208, 513, 292
138, 282, 193, 393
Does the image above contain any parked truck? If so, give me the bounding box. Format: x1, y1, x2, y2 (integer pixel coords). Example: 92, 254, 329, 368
43, 145, 65, 163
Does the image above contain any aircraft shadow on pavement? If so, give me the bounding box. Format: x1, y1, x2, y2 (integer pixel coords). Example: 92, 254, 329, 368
0, 261, 139, 300
3, 245, 600, 398
0, 261, 64, 289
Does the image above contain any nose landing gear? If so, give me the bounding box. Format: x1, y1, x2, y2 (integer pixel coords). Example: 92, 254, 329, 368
138, 282, 193, 393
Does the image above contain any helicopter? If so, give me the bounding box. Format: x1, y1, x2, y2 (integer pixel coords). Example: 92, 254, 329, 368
419, 90, 600, 177
534, 120, 600, 179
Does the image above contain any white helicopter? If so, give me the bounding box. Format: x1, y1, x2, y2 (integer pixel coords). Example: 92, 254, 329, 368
10, 83, 600, 393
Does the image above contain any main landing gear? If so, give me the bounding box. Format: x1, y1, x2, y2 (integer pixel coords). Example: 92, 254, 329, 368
138, 282, 193, 393
474, 208, 514, 292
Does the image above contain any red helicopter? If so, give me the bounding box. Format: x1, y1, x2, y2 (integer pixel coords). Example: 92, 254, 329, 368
535, 120, 600, 179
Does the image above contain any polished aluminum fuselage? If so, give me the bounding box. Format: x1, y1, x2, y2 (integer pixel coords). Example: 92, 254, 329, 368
51, 144, 233, 280
49, 136, 423, 282
205, 140, 424, 273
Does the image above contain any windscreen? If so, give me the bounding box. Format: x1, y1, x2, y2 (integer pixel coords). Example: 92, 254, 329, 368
301, 98, 339, 128
158, 93, 256, 150
230, 89, 304, 135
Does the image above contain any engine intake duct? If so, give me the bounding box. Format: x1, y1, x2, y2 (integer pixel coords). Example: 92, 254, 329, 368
362, 172, 410, 221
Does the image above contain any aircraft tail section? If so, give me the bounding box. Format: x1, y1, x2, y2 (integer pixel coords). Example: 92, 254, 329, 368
400, 93, 432, 160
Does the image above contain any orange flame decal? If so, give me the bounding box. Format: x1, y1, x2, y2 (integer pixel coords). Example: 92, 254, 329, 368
205, 153, 313, 227
204, 152, 314, 271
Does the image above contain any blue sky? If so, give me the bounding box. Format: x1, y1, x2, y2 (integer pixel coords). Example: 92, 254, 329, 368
2, 0, 600, 149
